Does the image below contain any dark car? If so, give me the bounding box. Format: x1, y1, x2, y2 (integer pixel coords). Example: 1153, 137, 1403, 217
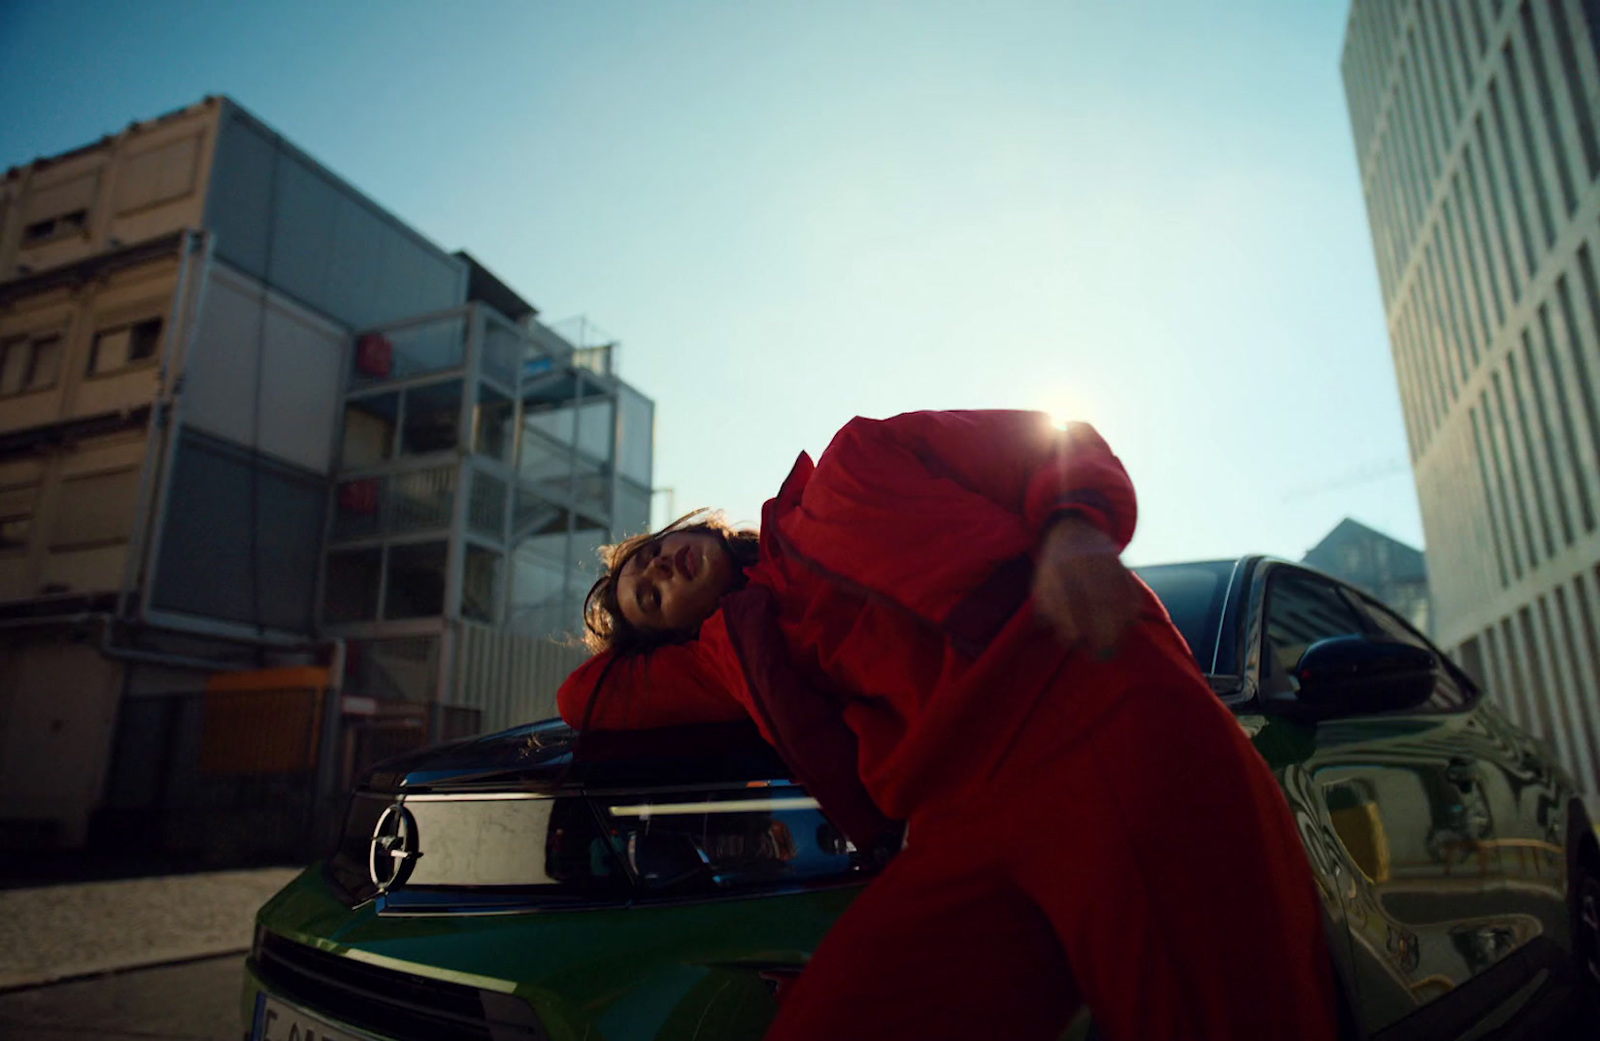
243, 557, 1600, 1041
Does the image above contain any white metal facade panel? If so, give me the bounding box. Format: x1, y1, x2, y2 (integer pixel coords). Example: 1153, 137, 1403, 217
185, 262, 348, 474
258, 298, 346, 474
150, 429, 326, 632
205, 110, 277, 275
208, 101, 466, 332
325, 197, 385, 327
182, 265, 260, 448
268, 156, 339, 315
453, 621, 590, 734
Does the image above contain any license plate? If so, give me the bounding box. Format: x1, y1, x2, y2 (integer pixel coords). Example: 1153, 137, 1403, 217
251, 992, 366, 1041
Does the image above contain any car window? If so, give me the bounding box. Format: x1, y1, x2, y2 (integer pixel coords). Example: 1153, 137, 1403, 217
1134, 561, 1233, 670
1347, 592, 1473, 712
1261, 569, 1367, 697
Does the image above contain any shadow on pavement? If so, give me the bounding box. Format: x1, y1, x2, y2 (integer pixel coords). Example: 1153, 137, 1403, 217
0, 954, 245, 1041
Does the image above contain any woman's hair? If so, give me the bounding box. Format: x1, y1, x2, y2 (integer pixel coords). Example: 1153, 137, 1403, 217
582, 509, 759, 656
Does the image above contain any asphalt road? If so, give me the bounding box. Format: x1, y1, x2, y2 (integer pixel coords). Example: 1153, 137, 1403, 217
0, 954, 245, 1041
1, 950, 1590, 1041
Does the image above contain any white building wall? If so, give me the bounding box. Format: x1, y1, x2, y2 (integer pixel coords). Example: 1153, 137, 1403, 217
0, 638, 124, 846
0, 99, 220, 279
0, 256, 181, 435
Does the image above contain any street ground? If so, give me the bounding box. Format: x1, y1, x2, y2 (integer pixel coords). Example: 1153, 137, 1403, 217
0, 954, 245, 1041
0, 868, 297, 990
0, 944, 1591, 1041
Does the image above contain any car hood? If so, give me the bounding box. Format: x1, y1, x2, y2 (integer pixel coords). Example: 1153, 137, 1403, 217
361, 718, 792, 794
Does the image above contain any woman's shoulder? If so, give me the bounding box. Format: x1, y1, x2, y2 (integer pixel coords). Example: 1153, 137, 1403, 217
555, 612, 749, 730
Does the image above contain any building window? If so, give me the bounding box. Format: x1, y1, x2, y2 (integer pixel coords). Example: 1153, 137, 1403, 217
88, 317, 162, 376
342, 393, 398, 468
20, 171, 98, 247
474, 383, 514, 461
387, 467, 455, 533
0, 332, 64, 396
463, 545, 501, 624
576, 399, 614, 460
400, 380, 461, 456
468, 471, 507, 538
0, 484, 39, 552
22, 209, 89, 245
618, 386, 654, 485
385, 541, 448, 619
325, 547, 383, 623
332, 479, 382, 542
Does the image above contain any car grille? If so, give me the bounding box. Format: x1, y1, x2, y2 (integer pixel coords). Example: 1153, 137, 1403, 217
252, 931, 545, 1041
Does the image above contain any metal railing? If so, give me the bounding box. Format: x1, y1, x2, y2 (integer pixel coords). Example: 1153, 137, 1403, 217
350, 312, 468, 387
468, 470, 507, 537
332, 465, 457, 542
92, 686, 482, 868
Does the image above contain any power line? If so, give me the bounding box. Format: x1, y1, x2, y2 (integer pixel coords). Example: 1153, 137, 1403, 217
1280, 459, 1411, 503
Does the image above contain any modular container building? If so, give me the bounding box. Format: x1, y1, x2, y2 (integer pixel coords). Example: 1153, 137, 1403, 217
0, 96, 649, 859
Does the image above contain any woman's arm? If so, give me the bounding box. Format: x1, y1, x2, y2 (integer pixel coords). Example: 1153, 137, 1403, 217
772, 410, 1138, 640
824, 410, 1135, 544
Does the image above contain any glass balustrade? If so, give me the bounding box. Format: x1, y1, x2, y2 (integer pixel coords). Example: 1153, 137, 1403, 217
329, 305, 642, 638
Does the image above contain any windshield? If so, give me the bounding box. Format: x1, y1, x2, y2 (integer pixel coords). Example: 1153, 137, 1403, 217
1132, 560, 1236, 673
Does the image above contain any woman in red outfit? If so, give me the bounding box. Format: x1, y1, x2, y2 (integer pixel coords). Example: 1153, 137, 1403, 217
559, 410, 1337, 1041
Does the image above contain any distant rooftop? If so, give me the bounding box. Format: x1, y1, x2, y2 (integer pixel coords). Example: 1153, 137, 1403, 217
1303, 517, 1426, 582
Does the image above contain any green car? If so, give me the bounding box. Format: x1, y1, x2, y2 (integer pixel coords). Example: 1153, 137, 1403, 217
243, 557, 1600, 1040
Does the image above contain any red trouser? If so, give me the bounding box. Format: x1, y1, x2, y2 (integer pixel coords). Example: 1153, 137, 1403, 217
764, 679, 1339, 1041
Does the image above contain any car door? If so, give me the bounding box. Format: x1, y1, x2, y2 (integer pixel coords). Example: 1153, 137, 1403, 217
1255, 565, 1519, 1038
1345, 590, 1575, 998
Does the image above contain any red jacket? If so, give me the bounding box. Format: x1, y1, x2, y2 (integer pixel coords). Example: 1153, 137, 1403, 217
558, 411, 1201, 846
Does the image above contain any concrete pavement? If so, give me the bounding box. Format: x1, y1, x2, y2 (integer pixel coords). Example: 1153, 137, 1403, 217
0, 868, 300, 991
0, 953, 247, 1041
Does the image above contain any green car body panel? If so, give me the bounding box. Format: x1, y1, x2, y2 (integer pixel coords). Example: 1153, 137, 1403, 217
245, 557, 1596, 1040
1249, 702, 1581, 1036
246, 865, 865, 1040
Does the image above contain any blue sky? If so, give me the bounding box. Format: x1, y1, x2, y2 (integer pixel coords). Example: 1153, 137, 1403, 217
0, 0, 1417, 566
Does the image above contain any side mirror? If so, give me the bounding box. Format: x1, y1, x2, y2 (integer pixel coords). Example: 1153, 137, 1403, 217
1293, 635, 1438, 717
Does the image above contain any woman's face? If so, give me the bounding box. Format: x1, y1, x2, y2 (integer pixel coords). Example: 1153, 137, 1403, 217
615, 529, 738, 635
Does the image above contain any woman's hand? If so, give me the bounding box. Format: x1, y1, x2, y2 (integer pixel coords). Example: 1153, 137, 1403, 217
1033, 514, 1141, 658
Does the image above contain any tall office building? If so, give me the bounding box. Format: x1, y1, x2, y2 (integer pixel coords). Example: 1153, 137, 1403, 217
1341, 2, 1600, 794
0, 97, 652, 853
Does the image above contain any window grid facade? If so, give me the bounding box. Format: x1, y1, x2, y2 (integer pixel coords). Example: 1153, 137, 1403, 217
1343, 0, 1600, 794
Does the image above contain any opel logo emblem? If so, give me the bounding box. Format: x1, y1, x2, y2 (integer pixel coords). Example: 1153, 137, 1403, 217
369, 802, 421, 892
